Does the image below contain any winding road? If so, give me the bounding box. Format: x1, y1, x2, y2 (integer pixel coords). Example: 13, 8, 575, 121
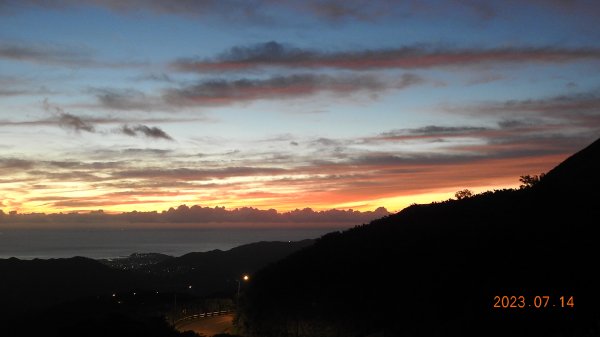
177, 313, 235, 336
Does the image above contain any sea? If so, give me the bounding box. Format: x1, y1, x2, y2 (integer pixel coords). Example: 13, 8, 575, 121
0, 227, 340, 260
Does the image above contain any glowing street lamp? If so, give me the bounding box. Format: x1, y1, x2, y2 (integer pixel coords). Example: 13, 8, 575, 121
237, 274, 250, 296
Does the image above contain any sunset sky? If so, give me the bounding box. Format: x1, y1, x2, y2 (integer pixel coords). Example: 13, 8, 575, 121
1, 0, 600, 215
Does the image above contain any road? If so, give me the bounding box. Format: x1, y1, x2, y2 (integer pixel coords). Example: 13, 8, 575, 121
177, 313, 235, 336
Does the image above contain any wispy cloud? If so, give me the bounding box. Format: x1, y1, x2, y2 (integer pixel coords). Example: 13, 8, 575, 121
172, 41, 600, 73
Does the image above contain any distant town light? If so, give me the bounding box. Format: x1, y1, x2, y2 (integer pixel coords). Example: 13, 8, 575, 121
243, 275, 249, 281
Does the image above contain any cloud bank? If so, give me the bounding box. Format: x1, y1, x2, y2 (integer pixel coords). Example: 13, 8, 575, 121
0, 205, 390, 229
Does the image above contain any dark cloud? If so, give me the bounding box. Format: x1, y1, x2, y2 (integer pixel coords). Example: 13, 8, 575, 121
164, 74, 387, 106
136, 73, 175, 83
33, 99, 172, 140
94, 88, 157, 111
0, 89, 26, 96
0, 86, 52, 96
312, 137, 341, 147
89, 149, 173, 161
0, 115, 204, 127
58, 113, 95, 133
451, 91, 600, 126
172, 41, 600, 72
484, 92, 600, 115
3, 0, 599, 25
112, 166, 287, 181
302, 0, 397, 21
172, 41, 315, 72
0, 158, 35, 169
0, 41, 141, 68
27, 170, 103, 182
408, 125, 490, 135
118, 124, 173, 140
0, 0, 393, 22
41, 99, 94, 133
396, 73, 424, 89
497, 119, 534, 129
0, 0, 271, 24
0, 41, 93, 66
0, 158, 129, 177
121, 148, 172, 156
93, 74, 413, 110
347, 153, 479, 167
370, 125, 492, 143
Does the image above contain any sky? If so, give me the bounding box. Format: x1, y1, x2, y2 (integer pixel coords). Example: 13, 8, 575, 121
1, 0, 600, 218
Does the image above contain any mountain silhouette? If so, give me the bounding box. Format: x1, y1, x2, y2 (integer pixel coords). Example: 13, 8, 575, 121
238, 137, 600, 337
536, 137, 600, 195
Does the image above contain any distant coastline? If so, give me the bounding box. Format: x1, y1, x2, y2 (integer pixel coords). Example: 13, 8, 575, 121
0, 226, 339, 260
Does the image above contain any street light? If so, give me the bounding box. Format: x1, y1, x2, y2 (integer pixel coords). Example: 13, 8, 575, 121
237, 274, 250, 296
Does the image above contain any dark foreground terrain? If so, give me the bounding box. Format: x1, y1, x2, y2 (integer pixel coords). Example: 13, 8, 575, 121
237, 138, 600, 337
0, 240, 313, 337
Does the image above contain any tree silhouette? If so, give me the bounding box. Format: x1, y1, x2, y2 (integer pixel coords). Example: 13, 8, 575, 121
454, 189, 473, 200
519, 173, 545, 189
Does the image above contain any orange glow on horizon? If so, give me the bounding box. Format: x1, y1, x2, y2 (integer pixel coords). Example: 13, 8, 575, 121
6, 181, 521, 216
2, 151, 563, 216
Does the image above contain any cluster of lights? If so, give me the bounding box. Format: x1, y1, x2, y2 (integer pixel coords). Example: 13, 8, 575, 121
109, 275, 250, 301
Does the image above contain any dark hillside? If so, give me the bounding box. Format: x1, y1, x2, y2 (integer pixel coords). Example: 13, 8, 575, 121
0, 256, 144, 316
148, 240, 315, 295
238, 138, 600, 337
